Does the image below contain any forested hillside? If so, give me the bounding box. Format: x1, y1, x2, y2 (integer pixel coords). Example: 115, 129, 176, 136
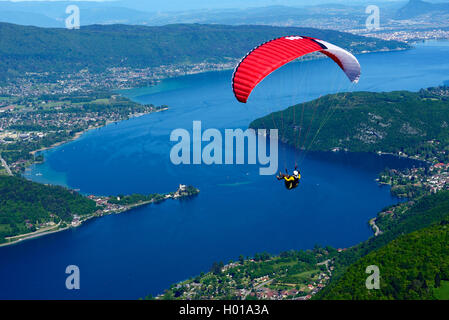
318, 190, 449, 299
250, 89, 449, 162
322, 222, 449, 299
0, 176, 97, 243
0, 22, 409, 81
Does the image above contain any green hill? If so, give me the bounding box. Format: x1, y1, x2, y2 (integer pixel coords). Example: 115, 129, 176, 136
0, 175, 97, 243
317, 190, 449, 299
0, 22, 409, 81
250, 89, 449, 162
322, 222, 449, 300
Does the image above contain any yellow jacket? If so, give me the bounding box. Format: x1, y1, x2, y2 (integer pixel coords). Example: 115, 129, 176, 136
283, 173, 301, 182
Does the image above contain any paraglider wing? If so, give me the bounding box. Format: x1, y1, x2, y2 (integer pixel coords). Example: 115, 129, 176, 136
317, 40, 361, 84
232, 36, 361, 103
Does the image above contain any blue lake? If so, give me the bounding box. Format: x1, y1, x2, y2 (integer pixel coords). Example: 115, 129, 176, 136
1, 40, 449, 299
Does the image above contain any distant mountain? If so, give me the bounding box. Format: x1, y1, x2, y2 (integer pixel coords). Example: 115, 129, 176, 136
396, 0, 449, 19
0, 1, 400, 30
0, 1, 156, 28
0, 11, 61, 28
0, 0, 390, 17
140, 5, 369, 29
0, 22, 409, 81
68, 7, 155, 26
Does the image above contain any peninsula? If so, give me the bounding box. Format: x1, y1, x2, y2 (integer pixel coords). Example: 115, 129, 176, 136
250, 87, 449, 198
0, 176, 199, 247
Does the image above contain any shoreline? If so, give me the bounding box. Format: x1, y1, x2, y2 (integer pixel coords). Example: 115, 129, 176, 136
0, 107, 175, 248
28, 109, 169, 158
29, 125, 99, 156
162, 47, 410, 78
21, 107, 169, 175
0, 225, 69, 248
0, 188, 199, 248
116, 46, 411, 95
27, 126, 96, 156
0, 192, 178, 248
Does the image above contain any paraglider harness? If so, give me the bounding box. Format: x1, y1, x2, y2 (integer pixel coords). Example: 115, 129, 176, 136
277, 166, 301, 190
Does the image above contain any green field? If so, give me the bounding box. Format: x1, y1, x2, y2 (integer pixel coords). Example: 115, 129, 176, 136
92, 98, 109, 104
434, 281, 449, 300
285, 269, 320, 283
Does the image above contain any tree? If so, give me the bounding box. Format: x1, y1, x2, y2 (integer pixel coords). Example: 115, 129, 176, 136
434, 273, 441, 288
162, 290, 174, 300
211, 261, 224, 275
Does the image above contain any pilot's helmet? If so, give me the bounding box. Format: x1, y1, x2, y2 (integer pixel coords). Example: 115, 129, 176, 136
293, 170, 299, 177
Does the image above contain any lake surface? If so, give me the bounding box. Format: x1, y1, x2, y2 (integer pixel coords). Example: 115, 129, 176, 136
1, 40, 449, 299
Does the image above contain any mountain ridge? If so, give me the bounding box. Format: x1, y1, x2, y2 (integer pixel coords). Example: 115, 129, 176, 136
396, 0, 449, 19
0, 22, 409, 82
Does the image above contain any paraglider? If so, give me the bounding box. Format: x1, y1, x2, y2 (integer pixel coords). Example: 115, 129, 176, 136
277, 167, 301, 190
231, 35, 361, 189
231, 35, 360, 103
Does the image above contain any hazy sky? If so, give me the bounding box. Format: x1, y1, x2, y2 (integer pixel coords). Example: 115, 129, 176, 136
0, 0, 408, 11
1, 0, 448, 13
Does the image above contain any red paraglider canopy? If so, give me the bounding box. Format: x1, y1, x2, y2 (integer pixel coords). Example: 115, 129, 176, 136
232, 36, 361, 103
